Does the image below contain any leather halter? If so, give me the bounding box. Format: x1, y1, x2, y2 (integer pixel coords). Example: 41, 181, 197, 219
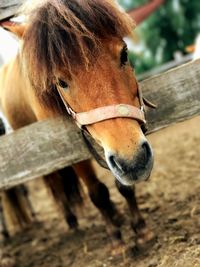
57, 86, 154, 130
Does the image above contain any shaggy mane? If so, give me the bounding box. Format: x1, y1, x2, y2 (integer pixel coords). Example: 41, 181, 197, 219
22, 0, 134, 112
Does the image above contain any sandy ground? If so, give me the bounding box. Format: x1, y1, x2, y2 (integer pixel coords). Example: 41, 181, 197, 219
3, 116, 200, 267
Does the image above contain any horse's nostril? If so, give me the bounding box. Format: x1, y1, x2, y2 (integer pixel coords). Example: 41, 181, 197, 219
108, 155, 125, 173
141, 141, 152, 162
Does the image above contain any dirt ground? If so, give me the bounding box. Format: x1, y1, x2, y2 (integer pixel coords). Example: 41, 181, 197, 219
3, 116, 200, 267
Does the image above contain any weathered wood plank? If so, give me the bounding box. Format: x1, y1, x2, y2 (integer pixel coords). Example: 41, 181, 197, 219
138, 54, 193, 81
0, 0, 24, 21
0, 6, 20, 21
143, 59, 200, 132
0, 118, 91, 190
0, 0, 23, 8
0, 60, 200, 189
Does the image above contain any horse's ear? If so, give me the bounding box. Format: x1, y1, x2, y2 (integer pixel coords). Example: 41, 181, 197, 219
0, 21, 27, 39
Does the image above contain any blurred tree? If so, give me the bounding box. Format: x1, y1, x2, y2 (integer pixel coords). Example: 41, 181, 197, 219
118, 0, 200, 74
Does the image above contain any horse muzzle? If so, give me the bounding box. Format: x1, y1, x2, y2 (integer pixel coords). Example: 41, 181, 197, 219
105, 140, 154, 186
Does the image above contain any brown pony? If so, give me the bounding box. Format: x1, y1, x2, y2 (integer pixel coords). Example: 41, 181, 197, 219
0, 0, 154, 246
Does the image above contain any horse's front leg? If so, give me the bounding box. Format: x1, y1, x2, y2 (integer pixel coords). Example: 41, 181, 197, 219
73, 160, 124, 244
44, 172, 78, 229
2, 188, 33, 236
17, 185, 36, 220
0, 194, 9, 241
115, 180, 155, 247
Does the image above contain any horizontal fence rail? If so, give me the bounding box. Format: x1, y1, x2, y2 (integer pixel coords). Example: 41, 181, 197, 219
0, 60, 200, 190
0, 0, 25, 21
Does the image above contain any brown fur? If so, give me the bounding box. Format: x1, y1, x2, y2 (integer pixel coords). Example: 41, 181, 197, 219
22, 0, 134, 111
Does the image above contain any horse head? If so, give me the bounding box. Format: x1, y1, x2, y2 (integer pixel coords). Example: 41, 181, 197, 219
5, 0, 154, 186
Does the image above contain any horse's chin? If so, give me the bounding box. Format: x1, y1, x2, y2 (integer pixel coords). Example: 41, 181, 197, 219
114, 171, 151, 186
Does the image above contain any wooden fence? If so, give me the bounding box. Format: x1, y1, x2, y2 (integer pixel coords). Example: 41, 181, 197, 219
0, 60, 199, 190
0, 2, 200, 190
0, 0, 25, 21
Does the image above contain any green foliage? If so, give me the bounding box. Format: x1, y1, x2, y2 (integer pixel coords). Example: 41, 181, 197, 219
118, 0, 200, 74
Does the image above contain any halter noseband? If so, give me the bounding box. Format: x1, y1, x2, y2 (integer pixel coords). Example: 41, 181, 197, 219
57, 86, 154, 130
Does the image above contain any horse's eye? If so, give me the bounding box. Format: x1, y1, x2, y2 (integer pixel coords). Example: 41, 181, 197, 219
120, 45, 128, 66
57, 79, 68, 90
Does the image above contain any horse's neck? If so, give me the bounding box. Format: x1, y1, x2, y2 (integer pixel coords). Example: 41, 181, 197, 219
0, 47, 60, 124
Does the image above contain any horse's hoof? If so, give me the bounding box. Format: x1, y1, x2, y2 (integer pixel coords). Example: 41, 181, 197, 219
66, 214, 78, 229
131, 221, 156, 248
109, 230, 126, 256
135, 229, 155, 248
134, 226, 156, 250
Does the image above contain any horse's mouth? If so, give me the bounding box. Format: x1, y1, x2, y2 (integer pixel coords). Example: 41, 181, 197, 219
105, 143, 154, 186
113, 164, 153, 186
